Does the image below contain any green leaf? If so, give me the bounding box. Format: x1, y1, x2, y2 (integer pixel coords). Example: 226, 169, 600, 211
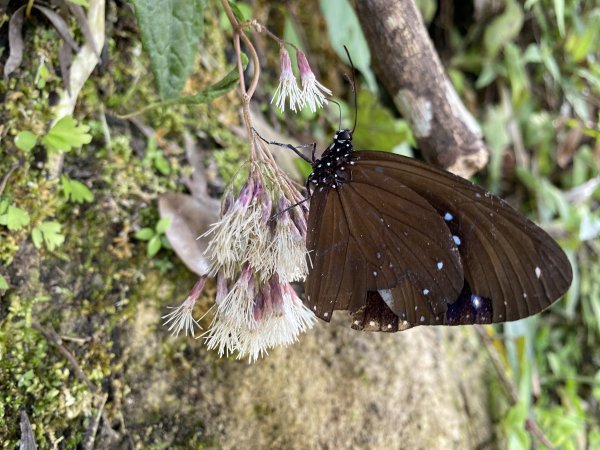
320, 0, 378, 92
131, 0, 206, 100
61, 176, 94, 203
68, 0, 89, 6
228, 1, 251, 21
353, 90, 414, 151
147, 234, 162, 257
0, 205, 30, 231
566, 17, 600, 63
155, 217, 171, 235
41, 116, 92, 153
32, 221, 65, 251
15, 131, 37, 151
153, 154, 170, 175
482, 105, 511, 193
31, 228, 43, 248
160, 235, 172, 250
553, 0, 565, 37
0, 198, 9, 215
120, 57, 246, 118
414, 0, 437, 23
134, 228, 155, 240
0, 274, 8, 290
483, 0, 524, 59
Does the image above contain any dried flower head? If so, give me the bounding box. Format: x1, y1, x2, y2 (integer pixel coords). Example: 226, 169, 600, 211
203, 171, 265, 278
271, 48, 303, 112
296, 49, 332, 112
272, 196, 309, 283
162, 276, 206, 337
166, 112, 317, 362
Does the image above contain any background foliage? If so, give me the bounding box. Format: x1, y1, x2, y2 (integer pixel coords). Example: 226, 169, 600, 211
0, 0, 598, 448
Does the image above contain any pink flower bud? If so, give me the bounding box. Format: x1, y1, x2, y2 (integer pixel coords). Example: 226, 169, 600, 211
296, 50, 313, 79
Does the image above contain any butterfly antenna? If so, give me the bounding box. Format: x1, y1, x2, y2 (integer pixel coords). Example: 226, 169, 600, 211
329, 99, 343, 131
343, 45, 358, 134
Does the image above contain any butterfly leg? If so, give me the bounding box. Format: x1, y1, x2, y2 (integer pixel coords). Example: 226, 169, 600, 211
268, 196, 310, 223
251, 127, 314, 164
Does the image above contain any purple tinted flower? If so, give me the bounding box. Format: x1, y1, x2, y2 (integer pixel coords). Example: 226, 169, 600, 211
271, 48, 303, 112
162, 276, 206, 337
272, 196, 308, 283
296, 50, 332, 113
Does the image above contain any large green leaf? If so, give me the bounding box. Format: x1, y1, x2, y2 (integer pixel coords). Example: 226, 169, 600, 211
131, 0, 206, 100
319, 0, 377, 92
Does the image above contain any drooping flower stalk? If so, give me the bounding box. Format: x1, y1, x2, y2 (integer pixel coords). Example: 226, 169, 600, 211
164, 6, 320, 362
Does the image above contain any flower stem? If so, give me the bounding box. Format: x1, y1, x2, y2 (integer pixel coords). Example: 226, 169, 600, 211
221, 0, 262, 161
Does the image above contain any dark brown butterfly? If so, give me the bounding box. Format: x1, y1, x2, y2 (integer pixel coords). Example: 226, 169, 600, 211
304, 129, 573, 332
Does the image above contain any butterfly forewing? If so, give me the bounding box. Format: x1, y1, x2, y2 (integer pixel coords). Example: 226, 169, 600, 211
305, 160, 466, 321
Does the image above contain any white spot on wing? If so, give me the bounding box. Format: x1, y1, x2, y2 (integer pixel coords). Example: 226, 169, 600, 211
444, 212, 453, 221
437, 261, 444, 270
452, 235, 461, 246
369, 321, 376, 327
535, 267, 541, 279
423, 289, 430, 296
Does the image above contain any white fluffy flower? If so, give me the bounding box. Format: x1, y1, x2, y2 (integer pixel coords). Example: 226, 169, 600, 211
271, 48, 303, 112
203, 178, 264, 278
162, 277, 206, 337
271, 199, 308, 283
297, 50, 332, 112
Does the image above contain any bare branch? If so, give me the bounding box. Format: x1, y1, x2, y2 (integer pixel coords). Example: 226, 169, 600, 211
355, 0, 489, 177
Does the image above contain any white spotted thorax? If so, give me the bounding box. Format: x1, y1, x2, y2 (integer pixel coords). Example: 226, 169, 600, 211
308, 129, 354, 192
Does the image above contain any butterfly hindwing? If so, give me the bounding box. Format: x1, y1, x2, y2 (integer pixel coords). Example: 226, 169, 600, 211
355, 151, 572, 324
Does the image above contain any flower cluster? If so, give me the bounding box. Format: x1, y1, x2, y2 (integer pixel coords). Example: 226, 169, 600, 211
164, 159, 316, 363
162, 35, 325, 363
271, 47, 332, 113
201, 167, 315, 362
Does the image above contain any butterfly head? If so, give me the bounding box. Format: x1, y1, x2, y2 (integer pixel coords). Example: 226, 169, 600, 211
334, 129, 352, 143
